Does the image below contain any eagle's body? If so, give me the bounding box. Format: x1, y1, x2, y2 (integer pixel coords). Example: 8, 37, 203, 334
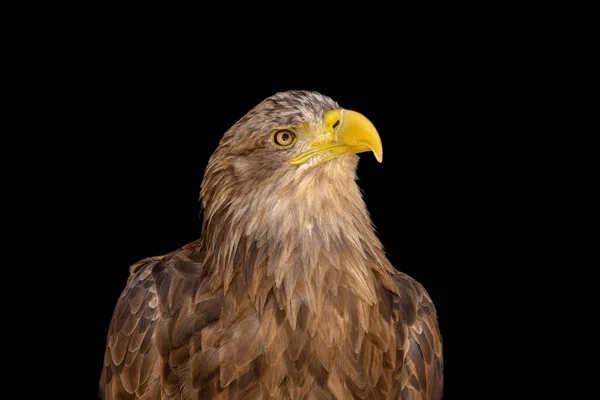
101, 91, 443, 399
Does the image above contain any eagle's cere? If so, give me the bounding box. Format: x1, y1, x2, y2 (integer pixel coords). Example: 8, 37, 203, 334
101, 91, 443, 399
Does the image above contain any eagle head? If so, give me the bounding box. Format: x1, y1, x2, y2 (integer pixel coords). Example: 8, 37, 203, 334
201, 90, 382, 220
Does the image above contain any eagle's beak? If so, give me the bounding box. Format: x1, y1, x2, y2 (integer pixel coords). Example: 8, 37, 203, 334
289, 109, 383, 165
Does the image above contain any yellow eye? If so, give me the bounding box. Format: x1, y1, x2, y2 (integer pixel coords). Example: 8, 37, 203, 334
273, 130, 296, 147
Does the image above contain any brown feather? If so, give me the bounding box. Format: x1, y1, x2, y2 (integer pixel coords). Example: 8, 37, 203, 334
100, 90, 443, 399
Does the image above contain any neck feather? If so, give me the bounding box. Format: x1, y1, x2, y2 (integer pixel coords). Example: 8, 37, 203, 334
198, 156, 396, 319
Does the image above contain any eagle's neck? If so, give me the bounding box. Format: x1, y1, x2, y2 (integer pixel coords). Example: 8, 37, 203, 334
199, 156, 395, 318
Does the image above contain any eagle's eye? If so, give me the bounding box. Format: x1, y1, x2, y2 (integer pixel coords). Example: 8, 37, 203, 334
273, 130, 296, 148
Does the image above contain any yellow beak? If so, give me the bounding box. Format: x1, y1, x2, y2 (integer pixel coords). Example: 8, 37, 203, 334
289, 109, 383, 165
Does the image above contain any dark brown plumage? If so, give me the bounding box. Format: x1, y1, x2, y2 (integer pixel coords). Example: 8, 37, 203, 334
101, 90, 443, 399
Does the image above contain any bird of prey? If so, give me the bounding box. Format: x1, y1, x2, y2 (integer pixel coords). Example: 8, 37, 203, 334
100, 90, 443, 399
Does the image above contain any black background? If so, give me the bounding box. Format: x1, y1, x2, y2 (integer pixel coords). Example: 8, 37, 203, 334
41, 23, 516, 398
13, 2, 572, 395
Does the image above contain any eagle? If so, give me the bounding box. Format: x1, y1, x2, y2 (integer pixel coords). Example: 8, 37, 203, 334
100, 90, 443, 399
